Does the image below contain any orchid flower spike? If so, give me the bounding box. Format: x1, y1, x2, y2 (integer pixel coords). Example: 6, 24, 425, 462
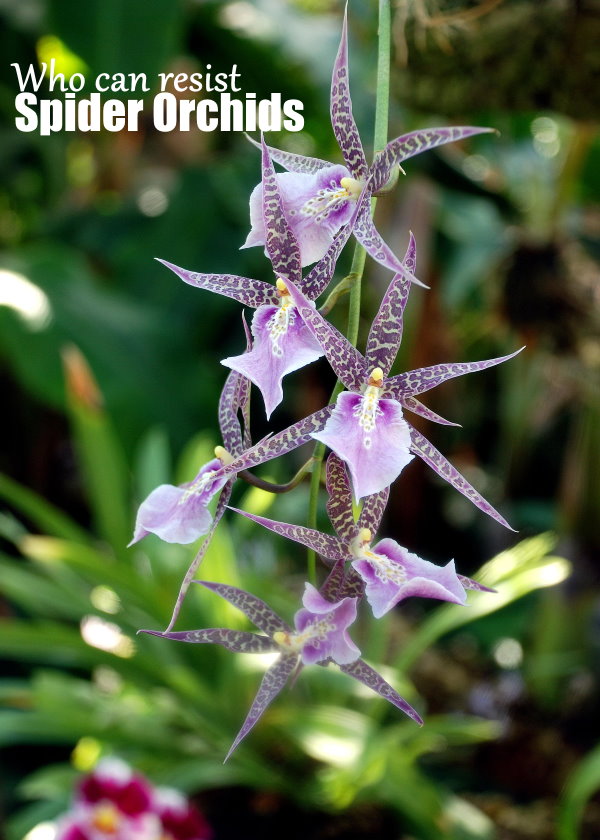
230, 452, 494, 618
244, 7, 495, 277
157, 137, 361, 419
282, 249, 522, 528
140, 579, 421, 760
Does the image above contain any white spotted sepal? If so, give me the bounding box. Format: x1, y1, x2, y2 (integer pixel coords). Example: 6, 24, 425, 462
350, 532, 468, 618
313, 365, 414, 501
128, 455, 231, 546
272, 583, 360, 666
221, 278, 323, 420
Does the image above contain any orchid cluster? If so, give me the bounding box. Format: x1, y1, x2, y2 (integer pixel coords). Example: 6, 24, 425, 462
55, 758, 212, 840
130, 8, 518, 758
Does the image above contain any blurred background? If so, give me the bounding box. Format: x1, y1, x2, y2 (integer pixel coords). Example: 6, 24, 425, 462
1, 0, 599, 838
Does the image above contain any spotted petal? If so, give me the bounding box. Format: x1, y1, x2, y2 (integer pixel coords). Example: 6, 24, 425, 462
353, 201, 427, 287
313, 392, 414, 501
370, 126, 496, 193
196, 580, 292, 636
409, 426, 514, 530
352, 538, 467, 618
260, 136, 302, 281
140, 627, 278, 654
330, 5, 368, 180
339, 659, 423, 725
225, 654, 298, 761
325, 453, 357, 543
156, 259, 278, 308
244, 133, 330, 174
285, 278, 367, 391
357, 485, 390, 536
221, 303, 323, 419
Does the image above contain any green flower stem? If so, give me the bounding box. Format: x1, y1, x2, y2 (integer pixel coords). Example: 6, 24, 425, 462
306, 0, 392, 584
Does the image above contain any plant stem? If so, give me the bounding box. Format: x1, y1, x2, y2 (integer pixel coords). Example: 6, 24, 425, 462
306, 0, 392, 584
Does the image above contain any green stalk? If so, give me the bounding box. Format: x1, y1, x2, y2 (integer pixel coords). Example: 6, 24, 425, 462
306, 0, 392, 583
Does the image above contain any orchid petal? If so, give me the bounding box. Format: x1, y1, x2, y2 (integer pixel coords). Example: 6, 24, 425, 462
325, 453, 357, 543
285, 278, 367, 391
295, 583, 360, 665
300, 221, 354, 301
401, 395, 461, 427
357, 485, 390, 536
330, 5, 369, 179
129, 459, 228, 546
156, 258, 277, 308
260, 136, 303, 280
370, 126, 496, 193
386, 348, 525, 399
365, 233, 416, 375
140, 628, 278, 654
352, 539, 467, 617
244, 133, 330, 174
196, 580, 292, 635
353, 204, 428, 287
228, 506, 343, 563
409, 426, 515, 530
339, 659, 423, 724
313, 392, 414, 500
457, 575, 496, 593
222, 303, 323, 419
225, 654, 298, 761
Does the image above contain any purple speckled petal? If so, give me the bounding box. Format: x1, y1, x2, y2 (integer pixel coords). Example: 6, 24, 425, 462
352, 538, 467, 618
458, 575, 496, 593
156, 259, 278, 308
244, 133, 331, 174
129, 459, 228, 546
357, 485, 390, 536
295, 583, 360, 665
221, 303, 323, 419
300, 221, 354, 301
163, 478, 234, 633
370, 126, 496, 193
409, 426, 515, 530
320, 558, 348, 602
225, 654, 298, 761
326, 453, 357, 543
140, 627, 278, 653
330, 6, 368, 179
223, 404, 334, 475
365, 233, 416, 375
339, 659, 423, 724
228, 506, 343, 563
385, 348, 524, 399
401, 395, 461, 427
260, 136, 302, 281
243, 165, 356, 268
285, 279, 368, 391
313, 392, 414, 501
353, 204, 427, 287
196, 580, 292, 636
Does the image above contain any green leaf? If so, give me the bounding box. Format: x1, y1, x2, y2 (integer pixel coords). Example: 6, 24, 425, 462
557, 743, 600, 840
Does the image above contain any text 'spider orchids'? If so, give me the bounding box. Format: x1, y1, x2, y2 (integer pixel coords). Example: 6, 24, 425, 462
243, 7, 494, 275
131, 4, 519, 759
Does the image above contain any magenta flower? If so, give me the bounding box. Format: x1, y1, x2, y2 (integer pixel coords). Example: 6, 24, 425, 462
230, 452, 493, 618
141, 578, 421, 759
283, 256, 521, 527
244, 8, 493, 274
158, 138, 356, 419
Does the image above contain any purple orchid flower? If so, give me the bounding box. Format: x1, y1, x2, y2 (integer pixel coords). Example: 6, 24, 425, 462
140, 578, 421, 760
157, 138, 366, 419
244, 7, 494, 276
230, 452, 493, 618
280, 246, 522, 528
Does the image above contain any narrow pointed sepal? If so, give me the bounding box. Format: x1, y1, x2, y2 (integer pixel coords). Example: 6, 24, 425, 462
357, 485, 390, 536
224, 654, 298, 761
352, 205, 428, 286
156, 259, 278, 308
139, 627, 278, 654
401, 395, 461, 427
227, 506, 343, 564
325, 453, 357, 543
338, 659, 423, 725
260, 136, 303, 281
244, 133, 330, 174
409, 426, 515, 531
196, 580, 292, 636
458, 575, 496, 594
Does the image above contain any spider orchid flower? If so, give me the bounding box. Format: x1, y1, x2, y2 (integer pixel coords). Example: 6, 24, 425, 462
157, 138, 364, 419
244, 7, 494, 275
283, 253, 522, 527
140, 579, 421, 760
230, 453, 493, 618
